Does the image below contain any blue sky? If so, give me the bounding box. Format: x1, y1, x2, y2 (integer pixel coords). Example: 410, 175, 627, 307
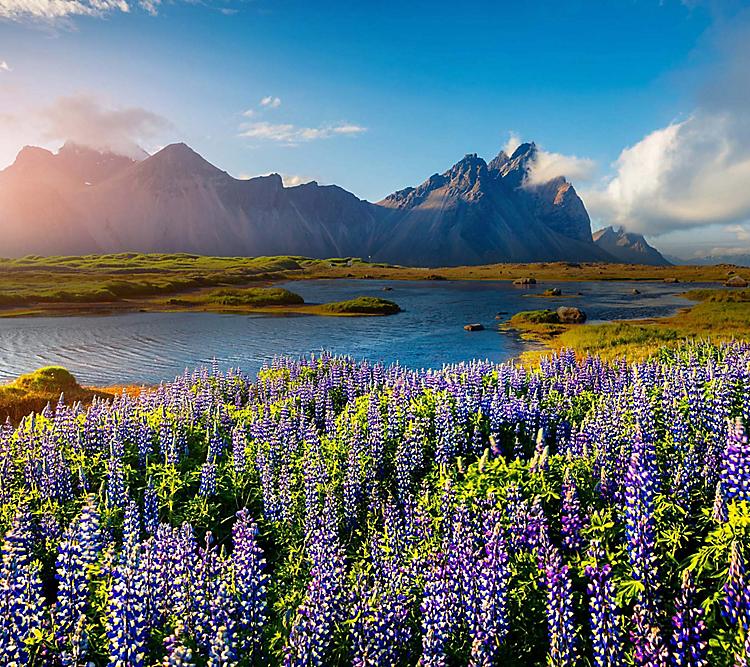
2, 0, 750, 257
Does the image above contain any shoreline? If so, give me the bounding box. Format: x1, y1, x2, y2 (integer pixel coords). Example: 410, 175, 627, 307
0, 254, 743, 319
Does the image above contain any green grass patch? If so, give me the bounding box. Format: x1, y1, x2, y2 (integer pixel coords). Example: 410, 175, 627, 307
200, 287, 304, 307
320, 296, 401, 315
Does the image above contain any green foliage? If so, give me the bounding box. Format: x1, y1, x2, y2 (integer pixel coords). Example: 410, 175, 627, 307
320, 296, 401, 315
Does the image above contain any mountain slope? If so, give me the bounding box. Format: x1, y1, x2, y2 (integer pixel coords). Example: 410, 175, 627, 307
592, 226, 670, 266
375, 151, 611, 265
0, 140, 639, 265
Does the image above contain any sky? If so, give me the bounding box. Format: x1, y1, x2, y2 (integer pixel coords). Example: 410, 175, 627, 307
1, 0, 750, 258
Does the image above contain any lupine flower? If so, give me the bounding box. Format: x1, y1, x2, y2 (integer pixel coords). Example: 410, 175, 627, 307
54, 497, 102, 660
284, 497, 347, 666
231, 510, 268, 659
544, 546, 578, 667
721, 420, 750, 503
631, 603, 668, 667
419, 554, 459, 667
561, 469, 584, 553
469, 520, 510, 666
671, 569, 707, 667
0, 507, 47, 665
722, 540, 750, 629
584, 539, 623, 667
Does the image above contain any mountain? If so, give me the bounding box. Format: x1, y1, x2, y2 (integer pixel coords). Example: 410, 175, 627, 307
592, 226, 670, 266
0, 140, 661, 265
376, 146, 610, 265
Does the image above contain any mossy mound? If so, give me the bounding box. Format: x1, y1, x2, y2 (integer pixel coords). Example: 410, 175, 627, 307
12, 366, 80, 393
511, 309, 561, 325
321, 296, 401, 315
0, 366, 114, 423
206, 287, 304, 307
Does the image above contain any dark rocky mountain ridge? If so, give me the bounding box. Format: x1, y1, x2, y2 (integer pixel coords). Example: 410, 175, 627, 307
0, 140, 666, 265
592, 226, 670, 266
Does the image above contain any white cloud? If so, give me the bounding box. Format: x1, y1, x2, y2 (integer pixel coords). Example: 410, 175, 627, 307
0, 61, 10, 72
242, 108, 255, 118
502, 131, 521, 157
584, 110, 750, 235
583, 12, 750, 237
524, 149, 597, 185
0, 0, 130, 21
40, 94, 170, 158
260, 96, 281, 109
239, 121, 366, 144
0, 0, 187, 22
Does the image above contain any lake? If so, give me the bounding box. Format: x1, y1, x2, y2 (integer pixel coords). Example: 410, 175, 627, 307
0, 279, 702, 385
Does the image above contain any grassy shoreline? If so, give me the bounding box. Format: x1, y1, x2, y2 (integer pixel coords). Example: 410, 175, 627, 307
0, 252, 745, 318
507, 287, 750, 362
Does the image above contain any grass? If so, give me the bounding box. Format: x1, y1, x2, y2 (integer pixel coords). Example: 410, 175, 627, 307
0, 367, 123, 423
0, 253, 744, 318
320, 296, 401, 315
168, 287, 305, 308
511, 287, 750, 363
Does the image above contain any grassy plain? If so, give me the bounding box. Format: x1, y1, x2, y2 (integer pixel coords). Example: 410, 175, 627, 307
510, 287, 750, 363
0, 252, 742, 318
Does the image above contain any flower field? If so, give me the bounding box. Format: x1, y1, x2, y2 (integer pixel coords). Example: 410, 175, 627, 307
1, 343, 750, 666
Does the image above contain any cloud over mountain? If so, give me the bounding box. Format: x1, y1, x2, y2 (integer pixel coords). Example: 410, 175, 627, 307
40, 94, 170, 158
584, 11, 750, 237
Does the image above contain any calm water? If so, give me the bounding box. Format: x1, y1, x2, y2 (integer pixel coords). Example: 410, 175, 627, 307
0, 279, 702, 385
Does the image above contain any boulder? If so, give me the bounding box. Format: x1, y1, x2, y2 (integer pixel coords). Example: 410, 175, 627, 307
556, 306, 587, 324
464, 323, 485, 331
382, 286, 394, 291
663, 277, 679, 283
725, 275, 748, 287
513, 277, 537, 285
631, 288, 641, 295
543, 288, 562, 296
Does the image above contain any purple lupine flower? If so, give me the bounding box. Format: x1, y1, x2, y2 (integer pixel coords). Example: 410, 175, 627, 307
418, 554, 459, 667
544, 546, 578, 667
54, 497, 102, 661
349, 573, 412, 667
721, 420, 750, 503
671, 569, 707, 667
721, 540, 750, 629
231, 424, 247, 474
107, 508, 149, 667
0, 507, 48, 665
584, 539, 623, 667
199, 460, 218, 497
435, 395, 457, 466
561, 469, 584, 553
631, 603, 668, 667
231, 510, 268, 659
712, 482, 728, 523
143, 478, 159, 535
284, 497, 347, 666
469, 520, 510, 667
624, 432, 661, 610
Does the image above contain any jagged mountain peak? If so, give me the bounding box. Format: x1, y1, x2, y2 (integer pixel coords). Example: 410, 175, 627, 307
592, 226, 670, 266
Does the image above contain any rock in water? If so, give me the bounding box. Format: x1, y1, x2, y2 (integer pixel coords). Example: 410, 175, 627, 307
725, 275, 748, 287
464, 323, 485, 331
513, 277, 537, 285
556, 307, 586, 324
